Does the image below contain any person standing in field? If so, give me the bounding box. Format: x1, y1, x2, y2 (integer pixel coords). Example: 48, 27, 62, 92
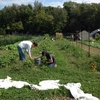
17, 40, 38, 61
41, 50, 57, 67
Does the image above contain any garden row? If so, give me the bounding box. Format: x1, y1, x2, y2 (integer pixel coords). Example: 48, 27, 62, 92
0, 35, 44, 68
0, 36, 100, 99
0, 35, 32, 46
78, 40, 100, 49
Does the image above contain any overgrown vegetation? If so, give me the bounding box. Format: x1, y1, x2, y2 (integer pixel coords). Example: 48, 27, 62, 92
79, 36, 100, 49
0, 35, 32, 46
0, 35, 100, 100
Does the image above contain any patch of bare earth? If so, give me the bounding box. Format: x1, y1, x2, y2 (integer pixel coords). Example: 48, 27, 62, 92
45, 97, 74, 100
71, 41, 100, 55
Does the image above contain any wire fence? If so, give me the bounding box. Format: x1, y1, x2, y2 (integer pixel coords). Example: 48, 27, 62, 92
71, 40, 100, 56
69, 30, 100, 57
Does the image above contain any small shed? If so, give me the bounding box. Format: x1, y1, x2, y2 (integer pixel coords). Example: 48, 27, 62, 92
79, 30, 90, 40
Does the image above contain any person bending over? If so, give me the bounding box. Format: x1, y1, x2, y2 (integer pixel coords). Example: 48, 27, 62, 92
17, 40, 38, 61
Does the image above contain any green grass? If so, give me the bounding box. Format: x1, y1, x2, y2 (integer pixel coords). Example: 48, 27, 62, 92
0, 37, 100, 100
80, 40, 100, 48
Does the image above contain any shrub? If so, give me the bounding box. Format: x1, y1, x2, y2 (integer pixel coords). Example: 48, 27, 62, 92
0, 28, 5, 35
95, 34, 100, 41
92, 55, 100, 71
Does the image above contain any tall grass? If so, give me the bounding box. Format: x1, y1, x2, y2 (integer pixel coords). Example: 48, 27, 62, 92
0, 37, 100, 99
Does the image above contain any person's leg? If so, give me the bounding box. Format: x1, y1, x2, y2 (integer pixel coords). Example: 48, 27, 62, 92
48, 63, 56, 67
21, 49, 26, 61
17, 46, 26, 61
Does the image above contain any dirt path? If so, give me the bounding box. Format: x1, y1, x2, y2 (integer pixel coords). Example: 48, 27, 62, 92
71, 41, 100, 55
0, 50, 10, 55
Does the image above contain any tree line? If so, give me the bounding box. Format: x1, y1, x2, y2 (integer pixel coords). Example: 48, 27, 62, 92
0, 1, 100, 36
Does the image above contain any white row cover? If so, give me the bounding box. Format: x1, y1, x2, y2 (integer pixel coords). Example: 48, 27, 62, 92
0, 76, 99, 100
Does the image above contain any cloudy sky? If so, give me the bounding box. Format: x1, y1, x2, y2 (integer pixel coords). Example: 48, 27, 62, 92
0, 0, 100, 9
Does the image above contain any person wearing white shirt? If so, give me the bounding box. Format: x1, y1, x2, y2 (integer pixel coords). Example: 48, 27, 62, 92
17, 40, 38, 61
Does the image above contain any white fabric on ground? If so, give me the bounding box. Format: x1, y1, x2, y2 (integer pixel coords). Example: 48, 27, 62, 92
0, 76, 30, 89
64, 83, 99, 100
12, 81, 30, 88
0, 76, 99, 100
30, 80, 62, 90
0, 76, 13, 89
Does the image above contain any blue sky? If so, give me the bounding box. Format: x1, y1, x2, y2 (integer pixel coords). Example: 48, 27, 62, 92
0, 0, 100, 9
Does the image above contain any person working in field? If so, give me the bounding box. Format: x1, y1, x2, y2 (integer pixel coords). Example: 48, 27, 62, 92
17, 40, 38, 61
41, 50, 57, 67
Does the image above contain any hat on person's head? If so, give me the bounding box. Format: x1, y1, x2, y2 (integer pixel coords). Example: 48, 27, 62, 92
42, 50, 47, 56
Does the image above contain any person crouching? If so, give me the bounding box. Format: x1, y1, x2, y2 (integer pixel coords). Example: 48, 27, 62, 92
41, 50, 57, 67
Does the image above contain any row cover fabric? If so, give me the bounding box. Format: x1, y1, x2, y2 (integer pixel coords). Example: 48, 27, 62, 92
0, 76, 99, 100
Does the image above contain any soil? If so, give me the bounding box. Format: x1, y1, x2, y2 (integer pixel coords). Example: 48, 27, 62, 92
0, 50, 10, 54
71, 41, 100, 55
66, 41, 100, 100
0, 42, 100, 100
50, 97, 74, 100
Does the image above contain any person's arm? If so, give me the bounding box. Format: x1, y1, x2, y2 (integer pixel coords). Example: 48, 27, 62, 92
49, 57, 53, 63
26, 46, 33, 60
46, 55, 53, 64
29, 56, 33, 60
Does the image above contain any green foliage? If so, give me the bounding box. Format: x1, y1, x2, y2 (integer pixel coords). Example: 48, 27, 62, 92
0, 43, 18, 50
34, 0, 43, 10
92, 55, 100, 71
0, 51, 18, 68
0, 35, 32, 46
40, 56, 47, 65
33, 10, 54, 34
51, 7, 67, 32
0, 36, 100, 99
81, 40, 100, 48
44, 34, 50, 39
0, 28, 5, 35
32, 36, 44, 42
95, 34, 100, 41
56, 39, 87, 58
0, 1, 100, 35
23, 60, 33, 68
34, 37, 53, 55
11, 21, 24, 31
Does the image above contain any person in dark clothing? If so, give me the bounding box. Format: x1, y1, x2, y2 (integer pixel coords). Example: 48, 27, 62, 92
42, 50, 57, 67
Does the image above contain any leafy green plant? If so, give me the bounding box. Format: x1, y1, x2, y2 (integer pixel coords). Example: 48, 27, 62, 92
0, 35, 32, 46
0, 36, 100, 100
92, 55, 100, 71
95, 34, 100, 41
23, 60, 34, 68
81, 40, 100, 48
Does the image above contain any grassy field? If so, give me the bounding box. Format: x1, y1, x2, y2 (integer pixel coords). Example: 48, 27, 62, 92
0, 36, 100, 100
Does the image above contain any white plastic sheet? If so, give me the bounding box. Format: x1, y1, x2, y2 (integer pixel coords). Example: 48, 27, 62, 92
64, 83, 99, 100
0, 76, 30, 89
30, 80, 62, 90
0, 76, 99, 100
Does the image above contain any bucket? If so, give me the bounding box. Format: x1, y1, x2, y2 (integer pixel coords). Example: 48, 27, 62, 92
34, 57, 41, 66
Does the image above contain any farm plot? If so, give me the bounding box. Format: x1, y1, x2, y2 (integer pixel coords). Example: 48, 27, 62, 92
0, 36, 100, 100
71, 41, 100, 55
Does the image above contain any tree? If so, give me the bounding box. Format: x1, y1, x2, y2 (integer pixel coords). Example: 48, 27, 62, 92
63, 1, 80, 33
11, 21, 24, 32
32, 10, 54, 35
33, 0, 43, 11
51, 7, 67, 33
